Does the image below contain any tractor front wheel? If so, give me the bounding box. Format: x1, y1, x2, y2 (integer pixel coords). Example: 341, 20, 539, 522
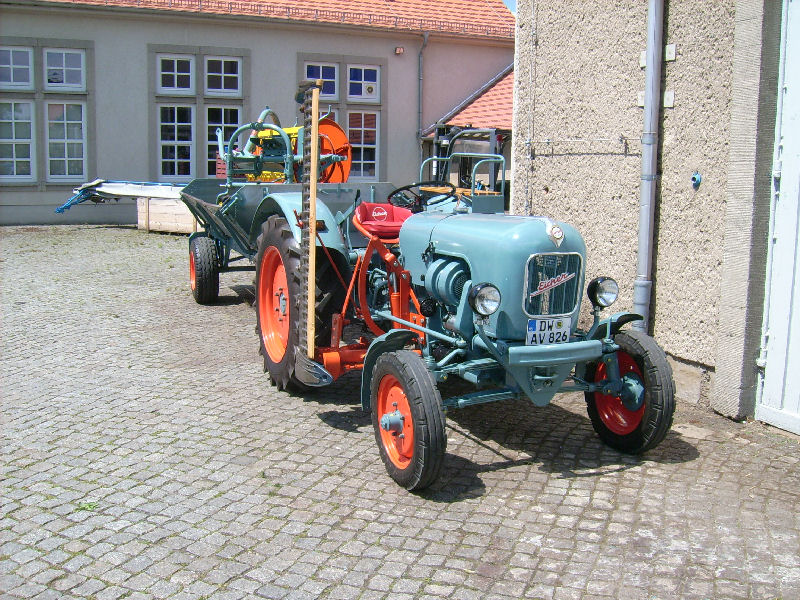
585, 330, 675, 453
189, 236, 219, 304
370, 350, 446, 490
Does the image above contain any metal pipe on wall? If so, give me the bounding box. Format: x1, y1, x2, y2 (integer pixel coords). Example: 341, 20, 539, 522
418, 32, 429, 164
633, 0, 665, 331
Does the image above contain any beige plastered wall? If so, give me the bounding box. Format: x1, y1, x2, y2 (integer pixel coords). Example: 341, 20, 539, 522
511, 0, 735, 370
0, 3, 512, 224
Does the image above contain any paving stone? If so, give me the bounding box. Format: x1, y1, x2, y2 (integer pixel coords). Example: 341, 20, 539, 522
1, 225, 799, 600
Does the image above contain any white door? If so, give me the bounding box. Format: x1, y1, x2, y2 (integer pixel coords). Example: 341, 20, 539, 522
757, 0, 800, 435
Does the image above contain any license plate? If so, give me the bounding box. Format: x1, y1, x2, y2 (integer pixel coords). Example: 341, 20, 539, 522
526, 317, 571, 345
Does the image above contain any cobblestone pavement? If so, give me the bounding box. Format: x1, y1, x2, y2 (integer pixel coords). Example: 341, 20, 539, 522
1, 225, 799, 600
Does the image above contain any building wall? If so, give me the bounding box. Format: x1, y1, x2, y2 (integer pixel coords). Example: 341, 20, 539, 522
0, 3, 512, 224
511, 0, 736, 368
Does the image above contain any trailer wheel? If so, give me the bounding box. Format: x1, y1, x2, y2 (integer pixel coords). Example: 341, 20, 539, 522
189, 236, 219, 304
370, 350, 446, 491
585, 330, 675, 454
255, 215, 344, 391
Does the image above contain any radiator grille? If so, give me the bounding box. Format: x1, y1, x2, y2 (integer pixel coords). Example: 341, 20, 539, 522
524, 253, 582, 316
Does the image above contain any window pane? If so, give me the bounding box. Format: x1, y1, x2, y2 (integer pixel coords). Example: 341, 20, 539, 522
322, 66, 336, 79
161, 125, 174, 141
223, 76, 237, 90
349, 83, 361, 97
46, 51, 63, 67
224, 61, 238, 75
67, 142, 83, 158
349, 113, 362, 128
50, 160, 66, 175
48, 104, 65, 121
0, 103, 10, 120
176, 107, 191, 123
17, 161, 30, 175
15, 143, 30, 158
65, 53, 82, 68
208, 74, 222, 89
66, 123, 83, 139
322, 81, 335, 95
65, 70, 81, 85
49, 123, 65, 139
47, 69, 63, 84
12, 67, 29, 84
0, 123, 11, 138
49, 142, 65, 158
307, 65, 319, 78
67, 160, 83, 175
0, 144, 11, 158
0, 67, 10, 83
66, 104, 82, 121
208, 107, 221, 122
364, 69, 378, 83
176, 74, 190, 88
350, 68, 361, 81
208, 59, 222, 73
364, 114, 377, 128
0, 161, 13, 175
15, 103, 31, 120
177, 59, 190, 73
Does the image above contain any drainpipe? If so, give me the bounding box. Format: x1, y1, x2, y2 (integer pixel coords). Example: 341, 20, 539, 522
418, 32, 429, 165
633, 0, 665, 332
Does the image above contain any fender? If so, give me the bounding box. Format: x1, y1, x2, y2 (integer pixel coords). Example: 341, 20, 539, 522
360, 329, 418, 412
586, 312, 643, 341
249, 191, 348, 260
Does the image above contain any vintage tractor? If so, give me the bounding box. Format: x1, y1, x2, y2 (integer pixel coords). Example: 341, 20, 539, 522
181, 82, 675, 491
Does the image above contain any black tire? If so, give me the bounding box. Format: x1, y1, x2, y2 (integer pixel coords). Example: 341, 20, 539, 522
585, 330, 675, 453
189, 236, 219, 304
370, 350, 446, 490
254, 215, 345, 391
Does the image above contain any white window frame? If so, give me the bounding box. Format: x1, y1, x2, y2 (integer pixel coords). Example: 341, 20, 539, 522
158, 103, 195, 182
347, 110, 379, 181
0, 46, 34, 91
0, 100, 36, 182
45, 101, 87, 182
157, 54, 194, 95
43, 48, 86, 92
304, 62, 338, 100
205, 56, 242, 97
205, 105, 241, 176
346, 64, 380, 103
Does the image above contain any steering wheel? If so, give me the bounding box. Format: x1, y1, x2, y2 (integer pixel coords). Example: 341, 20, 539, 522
387, 180, 458, 213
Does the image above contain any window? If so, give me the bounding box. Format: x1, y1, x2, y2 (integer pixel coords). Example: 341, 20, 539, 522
347, 65, 379, 102
159, 105, 194, 179
158, 54, 194, 94
206, 106, 240, 176
46, 102, 86, 180
0, 41, 92, 185
0, 47, 33, 90
44, 48, 85, 91
305, 62, 337, 98
348, 111, 378, 179
0, 101, 34, 180
205, 57, 241, 96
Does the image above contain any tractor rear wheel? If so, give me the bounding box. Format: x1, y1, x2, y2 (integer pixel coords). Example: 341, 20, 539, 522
370, 350, 446, 490
189, 236, 219, 304
585, 330, 675, 453
254, 215, 345, 391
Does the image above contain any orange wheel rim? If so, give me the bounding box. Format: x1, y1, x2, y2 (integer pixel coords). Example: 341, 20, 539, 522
594, 352, 645, 435
377, 374, 414, 469
258, 247, 289, 362
189, 251, 196, 291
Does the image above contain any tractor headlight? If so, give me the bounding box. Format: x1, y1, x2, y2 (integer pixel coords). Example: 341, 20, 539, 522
587, 277, 619, 308
468, 283, 501, 316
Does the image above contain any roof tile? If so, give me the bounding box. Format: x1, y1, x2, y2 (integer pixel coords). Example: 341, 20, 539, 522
35, 0, 515, 38
446, 69, 513, 130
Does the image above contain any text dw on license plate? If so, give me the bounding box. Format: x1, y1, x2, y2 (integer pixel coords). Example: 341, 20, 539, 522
527, 317, 571, 345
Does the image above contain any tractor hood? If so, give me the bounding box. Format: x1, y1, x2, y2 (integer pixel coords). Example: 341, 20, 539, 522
399, 212, 587, 340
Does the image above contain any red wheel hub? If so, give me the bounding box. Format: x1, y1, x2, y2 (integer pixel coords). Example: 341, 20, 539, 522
258, 247, 289, 362
189, 250, 196, 291
594, 352, 645, 435
377, 374, 415, 469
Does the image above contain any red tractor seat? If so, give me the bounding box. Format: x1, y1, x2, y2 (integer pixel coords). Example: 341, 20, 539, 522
354, 202, 413, 239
